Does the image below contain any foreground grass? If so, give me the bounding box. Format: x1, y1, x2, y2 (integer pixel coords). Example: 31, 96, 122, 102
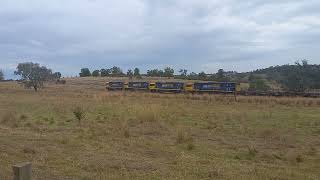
0, 80, 319, 179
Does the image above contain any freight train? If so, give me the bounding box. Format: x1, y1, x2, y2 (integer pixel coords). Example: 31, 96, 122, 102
106, 81, 320, 97
106, 81, 241, 94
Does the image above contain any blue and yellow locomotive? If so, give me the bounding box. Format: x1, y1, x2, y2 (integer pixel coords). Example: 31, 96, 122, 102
185, 82, 240, 93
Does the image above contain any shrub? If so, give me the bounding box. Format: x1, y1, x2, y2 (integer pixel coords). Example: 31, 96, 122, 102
56, 79, 67, 84
73, 106, 86, 125
19, 114, 28, 120
187, 142, 195, 151
296, 154, 303, 163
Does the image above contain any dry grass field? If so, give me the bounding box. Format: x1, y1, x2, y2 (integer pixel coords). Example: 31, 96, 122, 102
0, 77, 320, 179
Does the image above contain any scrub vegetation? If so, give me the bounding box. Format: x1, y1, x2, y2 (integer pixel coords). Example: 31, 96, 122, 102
0, 78, 319, 179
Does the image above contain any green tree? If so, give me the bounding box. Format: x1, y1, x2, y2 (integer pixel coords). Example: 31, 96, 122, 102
0, 69, 4, 81
147, 69, 164, 77
179, 69, 188, 78
52, 72, 62, 80
216, 69, 225, 81
134, 68, 141, 78
14, 62, 53, 91
164, 67, 174, 77
100, 68, 111, 77
198, 71, 206, 80
111, 66, 123, 76
127, 69, 133, 79
92, 70, 100, 77
187, 72, 197, 80
79, 68, 91, 77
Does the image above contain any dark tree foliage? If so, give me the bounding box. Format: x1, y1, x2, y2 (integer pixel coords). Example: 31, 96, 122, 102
53, 72, 62, 79
92, 70, 100, 77
187, 72, 198, 80
133, 68, 140, 78
147, 69, 164, 77
79, 68, 91, 77
164, 67, 174, 77
127, 69, 133, 79
178, 69, 188, 78
198, 71, 207, 80
110, 66, 123, 76
0, 69, 4, 81
100, 68, 111, 77
216, 69, 225, 80
14, 62, 54, 91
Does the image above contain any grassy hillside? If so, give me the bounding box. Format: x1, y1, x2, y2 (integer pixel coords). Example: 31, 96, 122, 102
0, 79, 320, 179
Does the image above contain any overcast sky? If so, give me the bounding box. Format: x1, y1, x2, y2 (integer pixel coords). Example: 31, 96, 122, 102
1, 0, 320, 77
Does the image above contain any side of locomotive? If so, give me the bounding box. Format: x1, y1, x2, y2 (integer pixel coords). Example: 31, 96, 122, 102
154, 82, 184, 93
125, 81, 149, 91
184, 82, 240, 93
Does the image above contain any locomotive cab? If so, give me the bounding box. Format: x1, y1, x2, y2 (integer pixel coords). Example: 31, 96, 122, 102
149, 82, 156, 92
184, 83, 194, 93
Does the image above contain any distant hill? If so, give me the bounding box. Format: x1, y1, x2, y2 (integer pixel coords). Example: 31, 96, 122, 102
174, 60, 320, 92
249, 61, 320, 91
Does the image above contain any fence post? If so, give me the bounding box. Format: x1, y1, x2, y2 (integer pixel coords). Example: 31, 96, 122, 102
12, 162, 32, 180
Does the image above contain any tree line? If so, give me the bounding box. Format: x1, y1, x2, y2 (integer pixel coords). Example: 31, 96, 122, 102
79, 66, 176, 79
78, 66, 231, 81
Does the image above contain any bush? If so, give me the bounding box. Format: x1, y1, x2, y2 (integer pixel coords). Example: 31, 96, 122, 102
187, 142, 195, 151
56, 79, 66, 84
73, 106, 86, 125
296, 154, 303, 163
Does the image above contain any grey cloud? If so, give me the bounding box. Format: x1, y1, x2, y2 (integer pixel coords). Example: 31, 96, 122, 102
0, 0, 320, 78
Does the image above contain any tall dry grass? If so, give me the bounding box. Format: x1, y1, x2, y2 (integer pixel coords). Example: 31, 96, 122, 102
1, 80, 320, 180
